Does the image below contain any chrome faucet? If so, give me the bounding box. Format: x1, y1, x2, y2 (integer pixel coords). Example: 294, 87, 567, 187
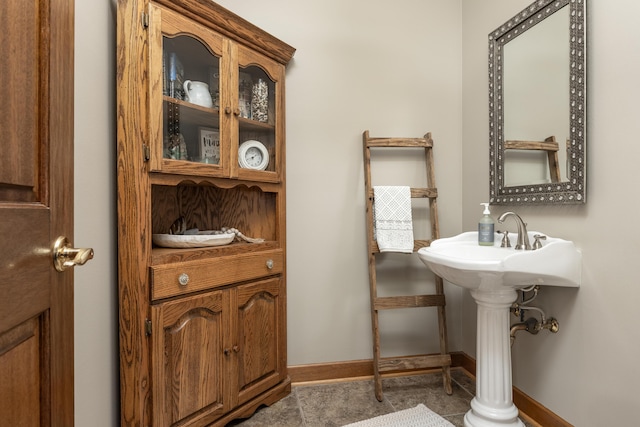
497, 212, 531, 250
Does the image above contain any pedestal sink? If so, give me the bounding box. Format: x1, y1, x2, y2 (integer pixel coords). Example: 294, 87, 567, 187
418, 231, 581, 427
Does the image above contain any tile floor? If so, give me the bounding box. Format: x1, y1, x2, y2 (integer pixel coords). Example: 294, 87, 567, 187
227, 369, 535, 427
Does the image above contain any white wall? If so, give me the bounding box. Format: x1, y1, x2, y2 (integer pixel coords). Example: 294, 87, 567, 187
73, 0, 640, 425
462, 1, 640, 425
74, 0, 462, 425
73, 0, 118, 425
211, 0, 464, 364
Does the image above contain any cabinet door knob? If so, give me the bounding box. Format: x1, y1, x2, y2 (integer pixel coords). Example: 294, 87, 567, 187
232, 345, 239, 353
266, 259, 274, 269
178, 273, 190, 286
223, 348, 231, 356
233, 107, 240, 116
224, 106, 231, 115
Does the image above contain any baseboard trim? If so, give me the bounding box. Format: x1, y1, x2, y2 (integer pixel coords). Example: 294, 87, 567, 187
512, 385, 573, 427
288, 358, 373, 383
288, 352, 572, 427
288, 352, 470, 384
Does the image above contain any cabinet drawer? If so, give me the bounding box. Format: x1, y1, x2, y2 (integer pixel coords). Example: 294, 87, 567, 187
150, 249, 283, 300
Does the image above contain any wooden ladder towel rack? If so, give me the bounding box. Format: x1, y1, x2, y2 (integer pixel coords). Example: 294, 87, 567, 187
363, 130, 452, 401
504, 135, 562, 183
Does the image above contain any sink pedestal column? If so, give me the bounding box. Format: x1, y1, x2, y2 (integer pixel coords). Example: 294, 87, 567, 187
464, 288, 524, 427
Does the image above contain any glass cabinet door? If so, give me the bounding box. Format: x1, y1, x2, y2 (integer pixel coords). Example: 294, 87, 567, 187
149, 5, 285, 183
233, 46, 285, 183
149, 5, 227, 177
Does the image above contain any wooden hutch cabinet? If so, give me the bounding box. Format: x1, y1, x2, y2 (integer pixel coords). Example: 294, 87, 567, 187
116, 0, 295, 425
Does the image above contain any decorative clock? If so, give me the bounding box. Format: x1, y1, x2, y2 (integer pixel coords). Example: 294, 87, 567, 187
238, 140, 269, 170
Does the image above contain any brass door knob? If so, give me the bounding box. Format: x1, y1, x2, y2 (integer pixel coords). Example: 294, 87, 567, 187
53, 236, 94, 272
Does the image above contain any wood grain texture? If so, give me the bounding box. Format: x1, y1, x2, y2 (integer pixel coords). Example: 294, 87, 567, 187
373, 294, 445, 310
235, 278, 286, 407
0, 208, 50, 334
43, 0, 77, 418
152, 291, 227, 426
117, 0, 153, 423
0, 1, 38, 195
1, 0, 74, 424
0, 318, 41, 426
118, 1, 292, 424
150, 249, 283, 300
149, 4, 231, 178
151, 184, 277, 239
362, 131, 452, 401
237, 280, 279, 386
378, 354, 452, 373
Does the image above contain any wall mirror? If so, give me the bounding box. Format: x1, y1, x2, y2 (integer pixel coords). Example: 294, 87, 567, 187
489, 0, 586, 205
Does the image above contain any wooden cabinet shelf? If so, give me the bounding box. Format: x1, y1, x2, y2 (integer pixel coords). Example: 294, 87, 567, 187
161, 98, 277, 132
117, 0, 294, 425
163, 96, 220, 125
239, 116, 276, 131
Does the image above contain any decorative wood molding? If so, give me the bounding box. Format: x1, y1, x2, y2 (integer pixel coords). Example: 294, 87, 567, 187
289, 352, 572, 427
152, 0, 295, 64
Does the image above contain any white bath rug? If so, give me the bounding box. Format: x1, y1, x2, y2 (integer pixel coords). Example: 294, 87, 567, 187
343, 404, 454, 427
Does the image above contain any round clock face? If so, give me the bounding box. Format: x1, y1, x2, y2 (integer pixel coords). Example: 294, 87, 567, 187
238, 140, 269, 170
245, 146, 263, 168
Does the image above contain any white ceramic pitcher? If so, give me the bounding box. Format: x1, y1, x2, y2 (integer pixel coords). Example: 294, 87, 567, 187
183, 80, 213, 108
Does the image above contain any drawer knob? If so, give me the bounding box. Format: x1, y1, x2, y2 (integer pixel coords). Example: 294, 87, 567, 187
178, 273, 190, 286
266, 259, 274, 269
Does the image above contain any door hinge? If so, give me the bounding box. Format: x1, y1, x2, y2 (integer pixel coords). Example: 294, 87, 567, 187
145, 319, 152, 336
142, 12, 150, 29
143, 144, 150, 162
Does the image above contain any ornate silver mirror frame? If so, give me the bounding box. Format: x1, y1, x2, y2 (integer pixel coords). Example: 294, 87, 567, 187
489, 0, 586, 205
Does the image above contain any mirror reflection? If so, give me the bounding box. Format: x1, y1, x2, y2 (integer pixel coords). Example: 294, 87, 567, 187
503, 6, 569, 186
489, 0, 586, 205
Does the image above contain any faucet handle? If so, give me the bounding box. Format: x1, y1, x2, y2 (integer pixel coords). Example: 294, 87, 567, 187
498, 230, 511, 248
532, 234, 547, 250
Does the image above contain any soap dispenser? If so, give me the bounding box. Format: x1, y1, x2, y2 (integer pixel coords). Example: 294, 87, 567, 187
478, 203, 494, 246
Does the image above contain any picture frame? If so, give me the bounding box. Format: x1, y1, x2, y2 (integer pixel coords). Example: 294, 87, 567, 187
198, 127, 220, 164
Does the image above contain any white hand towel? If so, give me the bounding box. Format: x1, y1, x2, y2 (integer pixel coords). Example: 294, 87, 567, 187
373, 186, 414, 253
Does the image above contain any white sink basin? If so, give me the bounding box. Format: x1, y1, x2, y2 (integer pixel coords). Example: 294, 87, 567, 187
418, 230, 581, 426
418, 231, 581, 291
